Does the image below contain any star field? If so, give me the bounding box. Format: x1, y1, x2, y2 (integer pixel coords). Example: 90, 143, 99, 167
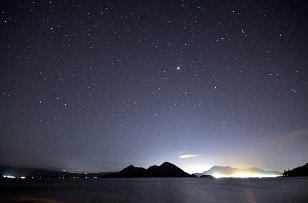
1, 1, 307, 173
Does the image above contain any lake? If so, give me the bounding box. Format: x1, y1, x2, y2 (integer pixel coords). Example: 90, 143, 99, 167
1, 177, 308, 202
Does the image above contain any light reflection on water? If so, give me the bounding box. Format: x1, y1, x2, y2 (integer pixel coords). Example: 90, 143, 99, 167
0, 177, 308, 203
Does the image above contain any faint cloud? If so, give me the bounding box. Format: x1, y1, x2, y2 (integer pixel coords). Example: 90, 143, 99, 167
261, 129, 308, 149
179, 154, 199, 159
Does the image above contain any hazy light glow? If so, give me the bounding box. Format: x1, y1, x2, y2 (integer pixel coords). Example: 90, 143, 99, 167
179, 154, 199, 159
3, 175, 16, 178
213, 173, 278, 178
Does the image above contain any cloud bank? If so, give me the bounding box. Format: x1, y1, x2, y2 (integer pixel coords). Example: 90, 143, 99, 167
179, 154, 199, 159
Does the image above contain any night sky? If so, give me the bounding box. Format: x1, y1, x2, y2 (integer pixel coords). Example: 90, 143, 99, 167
1, 1, 307, 174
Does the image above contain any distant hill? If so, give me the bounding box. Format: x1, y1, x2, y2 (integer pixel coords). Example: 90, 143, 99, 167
199, 175, 214, 178
103, 162, 195, 178
0, 162, 194, 179
283, 163, 308, 177
194, 166, 281, 177
0, 165, 109, 179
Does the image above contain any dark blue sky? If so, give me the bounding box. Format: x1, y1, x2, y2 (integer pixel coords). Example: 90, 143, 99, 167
1, 0, 307, 173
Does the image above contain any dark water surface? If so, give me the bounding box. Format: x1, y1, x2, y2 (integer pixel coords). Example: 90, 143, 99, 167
1, 177, 308, 202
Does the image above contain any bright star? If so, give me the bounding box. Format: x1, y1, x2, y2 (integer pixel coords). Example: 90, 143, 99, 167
177, 67, 180, 70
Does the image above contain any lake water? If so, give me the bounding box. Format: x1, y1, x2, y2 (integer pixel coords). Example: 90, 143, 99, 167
1, 177, 308, 203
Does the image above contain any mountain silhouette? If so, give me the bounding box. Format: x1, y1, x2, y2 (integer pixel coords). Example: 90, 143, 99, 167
147, 162, 192, 177
283, 163, 308, 177
103, 162, 194, 178
117, 165, 147, 177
